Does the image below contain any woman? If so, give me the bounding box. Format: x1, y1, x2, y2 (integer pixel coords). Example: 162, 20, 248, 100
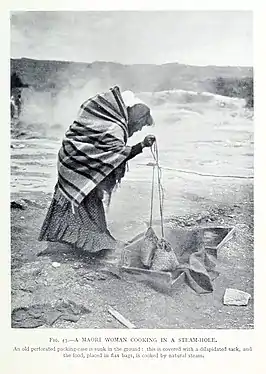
39, 86, 155, 253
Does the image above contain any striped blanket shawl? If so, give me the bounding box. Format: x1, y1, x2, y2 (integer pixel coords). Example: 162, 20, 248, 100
57, 86, 131, 209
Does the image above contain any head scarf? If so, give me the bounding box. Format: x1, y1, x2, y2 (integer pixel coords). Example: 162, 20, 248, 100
121, 90, 154, 129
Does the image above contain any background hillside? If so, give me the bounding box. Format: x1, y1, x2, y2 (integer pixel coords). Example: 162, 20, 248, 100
11, 57, 253, 95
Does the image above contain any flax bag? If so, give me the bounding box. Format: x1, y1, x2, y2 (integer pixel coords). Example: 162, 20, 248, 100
139, 227, 159, 268
151, 238, 179, 272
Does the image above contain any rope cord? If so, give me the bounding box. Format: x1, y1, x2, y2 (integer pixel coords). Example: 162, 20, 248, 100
137, 163, 253, 180
149, 165, 155, 227
150, 140, 165, 238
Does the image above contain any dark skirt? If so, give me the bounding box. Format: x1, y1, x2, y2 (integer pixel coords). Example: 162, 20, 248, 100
38, 186, 117, 253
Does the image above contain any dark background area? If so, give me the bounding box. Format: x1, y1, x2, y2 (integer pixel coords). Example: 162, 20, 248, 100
11, 58, 253, 107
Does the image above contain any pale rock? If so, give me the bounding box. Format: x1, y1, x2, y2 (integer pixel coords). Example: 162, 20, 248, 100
223, 288, 251, 306
52, 262, 61, 268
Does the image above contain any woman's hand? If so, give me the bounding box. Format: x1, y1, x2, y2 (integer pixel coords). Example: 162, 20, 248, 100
141, 135, 156, 148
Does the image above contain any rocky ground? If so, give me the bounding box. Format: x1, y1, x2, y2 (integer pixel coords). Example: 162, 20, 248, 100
11, 185, 254, 329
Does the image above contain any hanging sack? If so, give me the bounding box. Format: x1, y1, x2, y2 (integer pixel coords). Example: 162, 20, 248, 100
139, 227, 159, 268
151, 238, 179, 272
